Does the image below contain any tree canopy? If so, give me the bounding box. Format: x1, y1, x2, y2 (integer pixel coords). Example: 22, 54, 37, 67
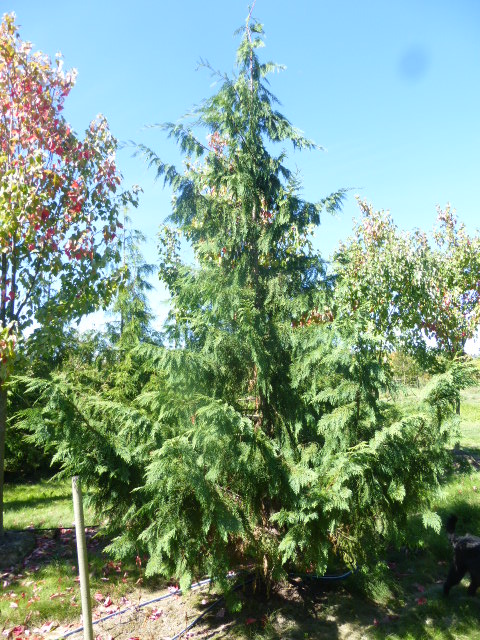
334, 198, 480, 360
0, 12, 136, 538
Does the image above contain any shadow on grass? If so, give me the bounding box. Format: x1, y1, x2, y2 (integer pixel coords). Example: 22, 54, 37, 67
452, 447, 480, 474
195, 502, 480, 640
5, 492, 73, 513
197, 574, 480, 639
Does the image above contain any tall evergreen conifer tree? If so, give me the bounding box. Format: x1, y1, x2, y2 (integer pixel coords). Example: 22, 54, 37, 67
115, 12, 457, 587
20, 9, 469, 591
125, 11, 346, 586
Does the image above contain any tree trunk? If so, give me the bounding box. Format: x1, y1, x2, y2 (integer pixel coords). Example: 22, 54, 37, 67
0, 384, 7, 540
0, 251, 7, 540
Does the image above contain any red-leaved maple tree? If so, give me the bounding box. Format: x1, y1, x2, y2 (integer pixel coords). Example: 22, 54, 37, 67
0, 13, 135, 537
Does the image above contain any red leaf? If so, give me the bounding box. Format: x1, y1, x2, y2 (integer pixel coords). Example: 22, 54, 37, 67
148, 608, 163, 621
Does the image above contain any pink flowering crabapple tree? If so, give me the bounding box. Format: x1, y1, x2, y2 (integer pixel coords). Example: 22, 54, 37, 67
0, 13, 135, 538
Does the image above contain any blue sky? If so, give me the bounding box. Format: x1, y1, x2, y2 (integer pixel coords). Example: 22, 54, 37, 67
7, 0, 480, 341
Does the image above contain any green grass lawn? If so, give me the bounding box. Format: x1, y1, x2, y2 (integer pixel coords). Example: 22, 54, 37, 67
2, 386, 480, 639
3, 478, 95, 530
459, 385, 480, 450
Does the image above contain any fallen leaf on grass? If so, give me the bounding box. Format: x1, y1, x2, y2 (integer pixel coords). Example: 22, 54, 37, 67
416, 597, 427, 606
148, 608, 163, 620
245, 618, 256, 625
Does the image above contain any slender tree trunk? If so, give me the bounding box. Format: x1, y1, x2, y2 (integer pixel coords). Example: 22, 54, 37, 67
0, 384, 7, 540
0, 252, 7, 540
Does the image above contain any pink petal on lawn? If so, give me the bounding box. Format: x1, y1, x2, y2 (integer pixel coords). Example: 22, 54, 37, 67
416, 597, 427, 605
10, 602, 18, 608
94, 593, 104, 603
245, 618, 256, 625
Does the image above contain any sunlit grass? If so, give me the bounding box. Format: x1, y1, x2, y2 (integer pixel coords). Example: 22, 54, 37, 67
3, 478, 95, 530
459, 385, 480, 450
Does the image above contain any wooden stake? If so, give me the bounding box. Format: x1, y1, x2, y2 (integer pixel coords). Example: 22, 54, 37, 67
72, 476, 93, 640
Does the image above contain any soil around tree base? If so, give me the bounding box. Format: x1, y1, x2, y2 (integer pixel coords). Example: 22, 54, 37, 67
0, 530, 36, 570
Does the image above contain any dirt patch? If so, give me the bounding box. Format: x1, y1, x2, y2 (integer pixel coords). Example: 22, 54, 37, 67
52, 586, 232, 640
48, 578, 381, 640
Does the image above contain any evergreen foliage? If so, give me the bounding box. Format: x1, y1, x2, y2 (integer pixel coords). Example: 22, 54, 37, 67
16, 13, 477, 592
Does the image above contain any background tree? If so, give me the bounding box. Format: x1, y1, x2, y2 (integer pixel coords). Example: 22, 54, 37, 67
0, 13, 135, 538
14, 231, 161, 532
334, 198, 480, 361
